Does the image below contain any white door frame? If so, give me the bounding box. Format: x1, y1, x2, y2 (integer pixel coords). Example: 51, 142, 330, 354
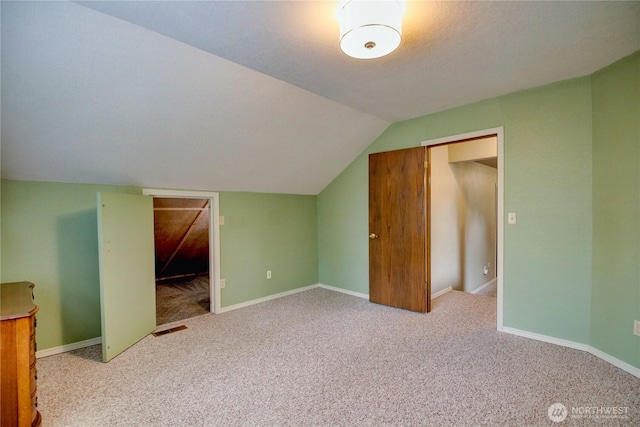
142, 188, 222, 314
422, 126, 504, 331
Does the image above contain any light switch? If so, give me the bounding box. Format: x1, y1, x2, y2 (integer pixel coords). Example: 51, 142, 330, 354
508, 212, 517, 224
219, 216, 225, 225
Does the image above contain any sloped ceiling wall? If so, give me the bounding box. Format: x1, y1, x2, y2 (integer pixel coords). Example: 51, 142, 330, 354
0, 1, 389, 195
2, 1, 638, 195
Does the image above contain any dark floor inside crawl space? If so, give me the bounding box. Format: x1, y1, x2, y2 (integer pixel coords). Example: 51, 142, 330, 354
155, 274, 210, 326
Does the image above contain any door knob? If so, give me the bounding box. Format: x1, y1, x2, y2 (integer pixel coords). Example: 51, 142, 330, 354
369, 233, 379, 239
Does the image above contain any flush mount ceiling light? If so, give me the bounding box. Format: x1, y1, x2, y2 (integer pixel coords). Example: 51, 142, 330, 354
338, 0, 405, 60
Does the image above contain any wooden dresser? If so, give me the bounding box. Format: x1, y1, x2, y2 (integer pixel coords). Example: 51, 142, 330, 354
1, 282, 42, 427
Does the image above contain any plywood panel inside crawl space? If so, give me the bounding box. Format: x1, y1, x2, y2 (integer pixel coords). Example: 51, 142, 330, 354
153, 198, 210, 280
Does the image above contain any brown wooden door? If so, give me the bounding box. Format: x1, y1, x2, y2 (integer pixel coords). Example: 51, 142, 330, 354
369, 147, 429, 313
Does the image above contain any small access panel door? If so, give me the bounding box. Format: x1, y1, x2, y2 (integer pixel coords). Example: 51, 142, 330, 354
369, 147, 429, 313
97, 192, 156, 362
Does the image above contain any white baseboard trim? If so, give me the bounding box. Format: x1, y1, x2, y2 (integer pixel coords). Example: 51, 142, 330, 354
319, 283, 454, 301
588, 346, 640, 378
502, 327, 590, 351
431, 286, 452, 300
217, 284, 319, 313
36, 336, 101, 359
470, 278, 497, 294
318, 283, 369, 299
502, 327, 640, 378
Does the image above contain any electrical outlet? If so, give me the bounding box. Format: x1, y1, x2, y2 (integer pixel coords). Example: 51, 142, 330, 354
220, 279, 226, 289
634, 320, 640, 337
267, 270, 272, 279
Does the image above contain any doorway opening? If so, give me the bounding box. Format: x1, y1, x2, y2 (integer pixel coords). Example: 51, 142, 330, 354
153, 197, 210, 326
429, 137, 497, 298
423, 127, 504, 330
143, 188, 222, 326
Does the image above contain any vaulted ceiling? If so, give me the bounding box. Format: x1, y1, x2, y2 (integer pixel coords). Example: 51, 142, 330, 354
2, 1, 639, 195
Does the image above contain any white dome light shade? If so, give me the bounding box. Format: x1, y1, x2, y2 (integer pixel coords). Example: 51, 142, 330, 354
339, 0, 404, 60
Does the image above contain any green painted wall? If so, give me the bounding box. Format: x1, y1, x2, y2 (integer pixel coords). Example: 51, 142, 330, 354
1, 180, 318, 350
0, 182, 3, 281
319, 77, 594, 344
1, 181, 139, 350
219, 192, 318, 306
591, 52, 640, 368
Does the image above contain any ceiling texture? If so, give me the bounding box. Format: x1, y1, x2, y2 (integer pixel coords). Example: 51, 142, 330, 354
2, 1, 639, 195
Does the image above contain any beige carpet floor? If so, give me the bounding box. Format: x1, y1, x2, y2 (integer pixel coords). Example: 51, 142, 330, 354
473, 280, 497, 297
37, 288, 639, 426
